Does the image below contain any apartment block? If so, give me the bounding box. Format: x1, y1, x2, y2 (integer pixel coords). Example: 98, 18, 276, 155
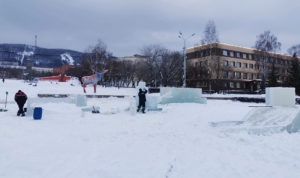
186, 42, 293, 92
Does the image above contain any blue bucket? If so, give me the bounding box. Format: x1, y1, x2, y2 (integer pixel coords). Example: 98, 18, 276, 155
33, 107, 43, 120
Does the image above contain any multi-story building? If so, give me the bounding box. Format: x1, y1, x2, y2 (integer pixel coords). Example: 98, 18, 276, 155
186, 42, 293, 92
119, 54, 148, 63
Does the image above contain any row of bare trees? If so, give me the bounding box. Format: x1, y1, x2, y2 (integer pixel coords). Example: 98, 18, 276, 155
66, 41, 183, 88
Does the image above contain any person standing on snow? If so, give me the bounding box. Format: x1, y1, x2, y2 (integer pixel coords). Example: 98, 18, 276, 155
15, 90, 27, 116
137, 88, 147, 113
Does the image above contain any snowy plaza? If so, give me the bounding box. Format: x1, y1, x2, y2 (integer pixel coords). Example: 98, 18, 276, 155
1, 79, 300, 178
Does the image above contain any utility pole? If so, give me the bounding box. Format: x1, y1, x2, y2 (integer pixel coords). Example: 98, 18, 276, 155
208, 43, 212, 93
35, 35, 37, 50
178, 32, 195, 88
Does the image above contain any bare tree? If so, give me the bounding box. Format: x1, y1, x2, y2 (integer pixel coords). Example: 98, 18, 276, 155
255, 31, 281, 52
288, 44, 300, 56
201, 20, 219, 45
140, 44, 168, 87
82, 39, 111, 72
160, 51, 183, 86
200, 20, 219, 92
254, 30, 281, 89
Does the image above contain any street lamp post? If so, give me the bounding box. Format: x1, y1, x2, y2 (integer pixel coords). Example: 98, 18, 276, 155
178, 32, 195, 88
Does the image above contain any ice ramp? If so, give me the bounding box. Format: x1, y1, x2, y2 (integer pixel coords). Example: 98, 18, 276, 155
286, 112, 300, 133
211, 106, 300, 135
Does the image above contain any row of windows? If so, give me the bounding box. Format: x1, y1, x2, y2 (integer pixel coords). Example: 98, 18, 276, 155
224, 60, 255, 69
222, 49, 291, 65
225, 81, 244, 89
222, 71, 263, 80
223, 60, 289, 74
222, 50, 251, 59
195, 61, 208, 67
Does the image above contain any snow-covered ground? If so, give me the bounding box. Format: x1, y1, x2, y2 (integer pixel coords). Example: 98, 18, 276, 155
1, 79, 300, 178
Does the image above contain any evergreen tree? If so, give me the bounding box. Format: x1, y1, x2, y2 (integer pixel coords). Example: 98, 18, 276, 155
268, 62, 278, 87
287, 53, 300, 95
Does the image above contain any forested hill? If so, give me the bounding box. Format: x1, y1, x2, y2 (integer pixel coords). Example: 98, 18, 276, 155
0, 44, 83, 68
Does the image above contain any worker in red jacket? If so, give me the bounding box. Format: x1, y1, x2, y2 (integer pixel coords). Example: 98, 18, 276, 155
15, 90, 27, 116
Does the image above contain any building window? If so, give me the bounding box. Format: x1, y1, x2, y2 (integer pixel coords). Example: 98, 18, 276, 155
223, 50, 228, 56
255, 65, 259, 70
230, 51, 234, 57
230, 61, 235, 67
224, 82, 228, 88
236, 72, 241, 79
200, 61, 203, 67
236, 52, 241, 58
242, 53, 247, 59
249, 73, 253, 80
256, 74, 261, 79
230, 82, 235, 88
243, 63, 248, 68
243, 73, 248, 79
223, 60, 228, 66
249, 54, 252, 60
236, 62, 241, 68
223, 71, 228, 79
236, 82, 240, 88
230, 72, 235, 79
249, 64, 253, 69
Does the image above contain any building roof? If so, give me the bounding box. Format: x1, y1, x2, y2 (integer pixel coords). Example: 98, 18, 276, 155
187, 42, 293, 59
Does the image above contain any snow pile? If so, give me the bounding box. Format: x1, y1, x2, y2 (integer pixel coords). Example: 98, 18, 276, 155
61, 53, 74, 65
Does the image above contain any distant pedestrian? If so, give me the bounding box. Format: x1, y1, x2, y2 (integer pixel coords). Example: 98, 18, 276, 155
137, 88, 147, 113
15, 90, 27, 117
2, 78, 4, 83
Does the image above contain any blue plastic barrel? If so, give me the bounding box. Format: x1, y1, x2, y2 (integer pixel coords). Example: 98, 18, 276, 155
33, 107, 43, 120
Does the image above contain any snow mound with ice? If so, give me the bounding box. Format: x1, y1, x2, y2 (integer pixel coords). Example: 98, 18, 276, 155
212, 106, 300, 135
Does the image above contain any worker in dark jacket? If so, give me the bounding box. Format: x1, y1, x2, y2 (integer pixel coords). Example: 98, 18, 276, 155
137, 88, 147, 113
15, 90, 27, 116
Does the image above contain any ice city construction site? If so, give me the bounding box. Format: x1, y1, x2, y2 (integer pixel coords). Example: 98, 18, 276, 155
1, 79, 300, 178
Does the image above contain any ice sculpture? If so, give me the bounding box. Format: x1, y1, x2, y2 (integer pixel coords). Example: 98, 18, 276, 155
160, 87, 207, 104
266, 87, 295, 107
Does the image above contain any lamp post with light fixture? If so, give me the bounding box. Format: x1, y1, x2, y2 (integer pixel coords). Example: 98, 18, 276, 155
178, 32, 195, 87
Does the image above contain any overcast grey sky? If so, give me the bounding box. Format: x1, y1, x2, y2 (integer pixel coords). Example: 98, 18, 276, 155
0, 0, 299, 56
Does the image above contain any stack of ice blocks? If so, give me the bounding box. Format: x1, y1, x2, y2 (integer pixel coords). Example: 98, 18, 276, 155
160, 87, 207, 104
266, 87, 295, 107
